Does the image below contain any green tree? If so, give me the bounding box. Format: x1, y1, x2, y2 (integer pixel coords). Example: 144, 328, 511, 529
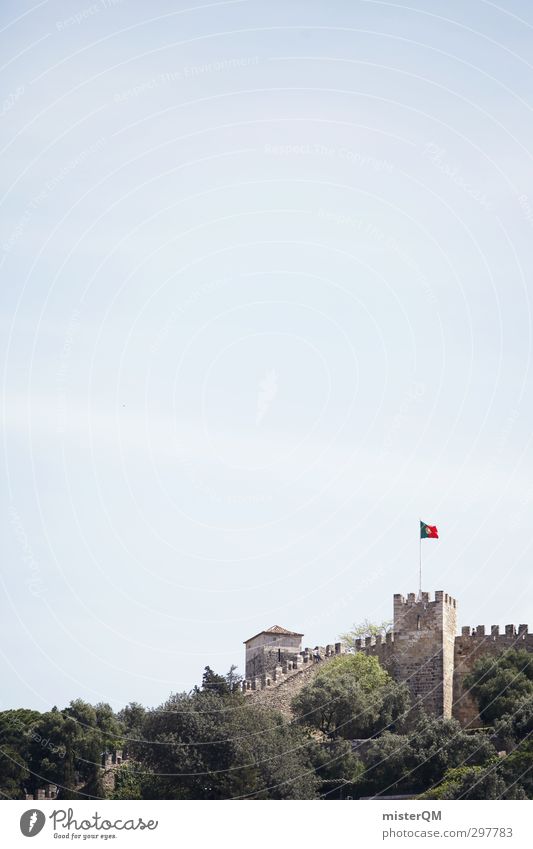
117, 702, 146, 759
0, 746, 30, 799
201, 665, 243, 695
110, 762, 143, 800
118, 702, 146, 736
291, 653, 409, 739
308, 738, 363, 799
0, 708, 43, 797
407, 714, 496, 791
498, 738, 533, 799
339, 619, 392, 652
357, 715, 497, 797
421, 763, 527, 800
493, 696, 533, 751
135, 682, 318, 799
201, 666, 231, 696
356, 731, 413, 796
465, 650, 533, 724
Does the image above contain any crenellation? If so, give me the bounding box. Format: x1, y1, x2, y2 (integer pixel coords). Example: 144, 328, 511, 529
453, 624, 533, 726
242, 636, 345, 692
455, 628, 532, 647
244, 596, 532, 727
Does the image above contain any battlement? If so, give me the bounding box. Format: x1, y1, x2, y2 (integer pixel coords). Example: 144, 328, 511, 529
24, 783, 57, 801
242, 642, 343, 692
353, 632, 395, 668
243, 589, 532, 726
393, 590, 457, 608
454, 624, 533, 727
458, 624, 529, 639
354, 632, 394, 650
455, 624, 533, 655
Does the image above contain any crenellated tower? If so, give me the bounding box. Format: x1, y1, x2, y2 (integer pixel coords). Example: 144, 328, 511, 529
391, 590, 457, 717
242, 590, 533, 726
244, 625, 303, 680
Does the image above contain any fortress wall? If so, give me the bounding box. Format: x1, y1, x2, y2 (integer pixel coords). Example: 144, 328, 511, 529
244, 648, 341, 717
243, 594, 531, 727
353, 633, 396, 672
378, 591, 456, 717
453, 624, 532, 727
245, 633, 302, 679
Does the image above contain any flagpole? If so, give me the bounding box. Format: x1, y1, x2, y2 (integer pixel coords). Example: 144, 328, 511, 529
418, 519, 422, 600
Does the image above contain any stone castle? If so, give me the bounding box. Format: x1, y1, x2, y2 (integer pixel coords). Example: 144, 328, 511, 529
242, 590, 532, 727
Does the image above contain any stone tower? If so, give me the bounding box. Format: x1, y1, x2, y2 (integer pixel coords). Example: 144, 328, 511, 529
244, 625, 303, 679
392, 590, 457, 717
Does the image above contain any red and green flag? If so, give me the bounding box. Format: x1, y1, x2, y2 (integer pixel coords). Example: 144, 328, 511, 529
420, 520, 438, 539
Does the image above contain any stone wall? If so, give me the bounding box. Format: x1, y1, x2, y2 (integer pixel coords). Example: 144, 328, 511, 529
355, 591, 457, 718
245, 633, 302, 679
453, 624, 533, 726
244, 648, 341, 717
243, 593, 533, 728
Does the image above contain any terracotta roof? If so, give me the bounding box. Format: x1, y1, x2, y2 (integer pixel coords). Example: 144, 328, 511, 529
244, 625, 304, 644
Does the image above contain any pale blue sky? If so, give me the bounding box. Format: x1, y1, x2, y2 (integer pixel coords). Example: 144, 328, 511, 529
1, 0, 533, 711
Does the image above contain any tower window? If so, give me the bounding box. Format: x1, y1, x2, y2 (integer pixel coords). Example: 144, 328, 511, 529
417, 615, 421, 631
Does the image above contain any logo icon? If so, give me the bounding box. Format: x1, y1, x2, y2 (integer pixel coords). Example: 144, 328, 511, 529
20, 809, 46, 837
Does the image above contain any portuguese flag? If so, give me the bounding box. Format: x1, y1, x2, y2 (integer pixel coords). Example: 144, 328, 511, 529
420, 520, 438, 539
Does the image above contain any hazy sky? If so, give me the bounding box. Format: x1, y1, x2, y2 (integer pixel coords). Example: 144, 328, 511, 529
2, 0, 533, 712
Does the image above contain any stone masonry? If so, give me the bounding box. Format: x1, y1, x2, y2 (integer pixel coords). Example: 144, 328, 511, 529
453, 623, 533, 726
244, 625, 304, 680
390, 591, 457, 718
243, 590, 532, 727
